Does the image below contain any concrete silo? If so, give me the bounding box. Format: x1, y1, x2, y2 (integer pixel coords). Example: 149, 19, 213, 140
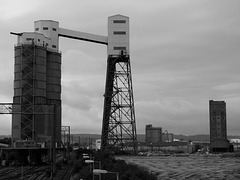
12, 20, 61, 147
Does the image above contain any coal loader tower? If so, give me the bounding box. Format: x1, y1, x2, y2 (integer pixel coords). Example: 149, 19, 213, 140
7, 14, 137, 156
101, 15, 137, 153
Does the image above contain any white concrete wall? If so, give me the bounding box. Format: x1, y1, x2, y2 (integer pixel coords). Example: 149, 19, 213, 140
108, 15, 129, 55
17, 32, 51, 47
34, 20, 59, 50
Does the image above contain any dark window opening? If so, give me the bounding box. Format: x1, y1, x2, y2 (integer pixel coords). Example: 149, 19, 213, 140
52, 28, 57, 31
35, 28, 39, 31
113, 20, 126, 23
114, 47, 126, 50
114, 31, 126, 35
43, 27, 48, 30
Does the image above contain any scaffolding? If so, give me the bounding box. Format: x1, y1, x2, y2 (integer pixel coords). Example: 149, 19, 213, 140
19, 43, 36, 140
11, 43, 59, 146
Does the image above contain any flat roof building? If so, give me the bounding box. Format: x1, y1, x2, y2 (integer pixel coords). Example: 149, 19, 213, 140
209, 100, 230, 152
145, 124, 162, 144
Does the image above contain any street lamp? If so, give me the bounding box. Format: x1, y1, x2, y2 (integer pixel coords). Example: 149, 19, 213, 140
85, 159, 94, 172
85, 160, 94, 163
85, 160, 101, 173
93, 169, 119, 180
83, 155, 90, 159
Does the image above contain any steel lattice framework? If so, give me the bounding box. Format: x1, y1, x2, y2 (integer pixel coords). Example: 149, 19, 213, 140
7, 15, 137, 154
19, 44, 36, 140
0, 103, 54, 115
101, 54, 137, 154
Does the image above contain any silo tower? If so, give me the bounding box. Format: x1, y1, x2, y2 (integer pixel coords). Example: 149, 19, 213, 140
12, 20, 61, 147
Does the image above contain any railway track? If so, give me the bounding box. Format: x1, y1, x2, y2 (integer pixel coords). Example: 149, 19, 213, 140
59, 161, 74, 180
0, 166, 48, 180
0, 154, 65, 180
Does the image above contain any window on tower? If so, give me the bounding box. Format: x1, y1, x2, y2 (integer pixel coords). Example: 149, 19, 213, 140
113, 31, 126, 35
114, 47, 126, 50
113, 20, 126, 23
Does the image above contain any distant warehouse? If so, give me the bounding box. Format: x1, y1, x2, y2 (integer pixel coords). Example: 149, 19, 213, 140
145, 124, 162, 144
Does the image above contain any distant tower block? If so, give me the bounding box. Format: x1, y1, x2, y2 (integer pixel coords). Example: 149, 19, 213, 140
209, 100, 230, 152
145, 124, 162, 144
101, 15, 137, 153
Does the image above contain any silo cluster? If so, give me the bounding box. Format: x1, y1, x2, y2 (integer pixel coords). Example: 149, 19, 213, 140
12, 42, 61, 147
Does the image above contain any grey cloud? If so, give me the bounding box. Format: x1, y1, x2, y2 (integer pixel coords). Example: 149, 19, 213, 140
62, 80, 95, 111
0, 0, 239, 135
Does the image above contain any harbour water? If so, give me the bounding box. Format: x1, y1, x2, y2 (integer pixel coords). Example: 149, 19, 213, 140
117, 154, 240, 180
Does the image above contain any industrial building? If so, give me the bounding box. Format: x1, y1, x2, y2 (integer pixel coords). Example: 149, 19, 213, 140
209, 100, 230, 152
145, 124, 162, 144
12, 20, 62, 148
4, 14, 137, 161
101, 15, 137, 153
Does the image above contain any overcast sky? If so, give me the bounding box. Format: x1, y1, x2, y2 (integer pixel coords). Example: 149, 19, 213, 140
0, 0, 239, 136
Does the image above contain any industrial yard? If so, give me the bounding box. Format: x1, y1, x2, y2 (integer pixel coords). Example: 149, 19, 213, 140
117, 154, 240, 180
1, 1, 240, 179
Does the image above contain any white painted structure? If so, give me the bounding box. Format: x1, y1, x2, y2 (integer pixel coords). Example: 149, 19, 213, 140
34, 20, 59, 50
14, 14, 129, 55
108, 15, 129, 55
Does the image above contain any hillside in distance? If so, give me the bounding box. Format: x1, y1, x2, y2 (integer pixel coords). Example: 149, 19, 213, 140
135, 134, 212, 142
1, 134, 239, 143
131, 134, 240, 142
71, 134, 240, 143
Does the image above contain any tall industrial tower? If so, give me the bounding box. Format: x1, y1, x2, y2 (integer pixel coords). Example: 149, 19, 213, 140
101, 15, 137, 153
11, 14, 137, 153
209, 100, 230, 152
12, 21, 62, 147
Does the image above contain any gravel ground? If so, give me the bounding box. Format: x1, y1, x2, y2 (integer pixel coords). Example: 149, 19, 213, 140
117, 154, 240, 180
